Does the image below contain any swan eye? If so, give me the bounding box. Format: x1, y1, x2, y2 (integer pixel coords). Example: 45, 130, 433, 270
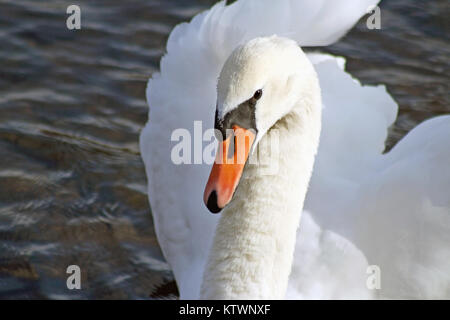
253, 89, 262, 100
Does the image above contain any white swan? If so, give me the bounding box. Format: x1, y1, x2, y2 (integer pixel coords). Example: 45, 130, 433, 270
140, 0, 450, 299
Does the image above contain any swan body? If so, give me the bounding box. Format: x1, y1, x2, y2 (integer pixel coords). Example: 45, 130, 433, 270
140, 0, 450, 299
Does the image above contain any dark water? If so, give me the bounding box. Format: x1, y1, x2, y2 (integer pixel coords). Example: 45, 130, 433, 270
0, 0, 448, 299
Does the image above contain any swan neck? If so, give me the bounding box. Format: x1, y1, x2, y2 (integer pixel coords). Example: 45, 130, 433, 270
200, 101, 321, 299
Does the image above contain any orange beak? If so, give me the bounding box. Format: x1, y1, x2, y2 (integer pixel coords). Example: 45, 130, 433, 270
204, 125, 256, 213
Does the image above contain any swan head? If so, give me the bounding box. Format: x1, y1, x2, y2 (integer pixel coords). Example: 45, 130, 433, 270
204, 36, 318, 213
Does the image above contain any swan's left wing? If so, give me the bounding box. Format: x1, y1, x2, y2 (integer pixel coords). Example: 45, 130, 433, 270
294, 53, 450, 299
286, 53, 397, 299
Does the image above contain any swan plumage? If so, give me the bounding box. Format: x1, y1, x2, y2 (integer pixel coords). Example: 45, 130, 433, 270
140, 0, 450, 299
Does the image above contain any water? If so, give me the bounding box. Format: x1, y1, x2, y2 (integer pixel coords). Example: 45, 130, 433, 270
0, 0, 448, 299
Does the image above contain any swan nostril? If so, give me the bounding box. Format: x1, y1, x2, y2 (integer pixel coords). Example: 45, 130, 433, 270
206, 190, 222, 214
227, 133, 236, 160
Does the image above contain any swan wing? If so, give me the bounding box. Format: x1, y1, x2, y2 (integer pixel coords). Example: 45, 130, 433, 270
351, 115, 450, 299
294, 54, 450, 299
287, 53, 397, 299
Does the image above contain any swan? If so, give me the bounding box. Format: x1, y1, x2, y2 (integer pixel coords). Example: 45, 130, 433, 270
140, 0, 450, 299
